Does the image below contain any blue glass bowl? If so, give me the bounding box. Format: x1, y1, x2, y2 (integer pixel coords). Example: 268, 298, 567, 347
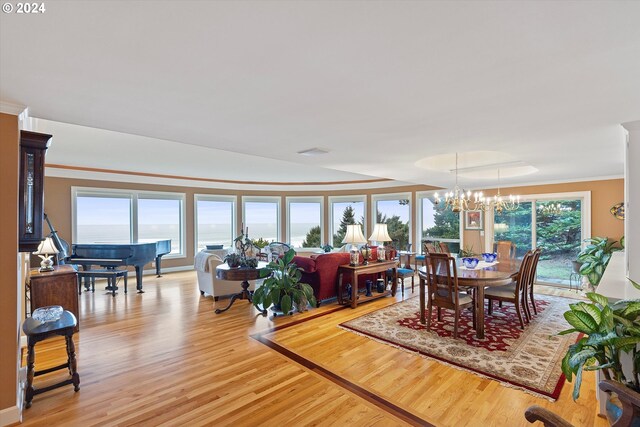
462, 257, 479, 269
482, 253, 497, 262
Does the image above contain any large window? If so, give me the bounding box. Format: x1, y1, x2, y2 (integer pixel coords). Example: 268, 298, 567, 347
372, 193, 411, 250
329, 196, 365, 247
72, 188, 186, 257
243, 197, 280, 242
417, 193, 461, 254
493, 192, 590, 286
138, 197, 183, 254
287, 197, 323, 248
195, 195, 236, 251
75, 193, 132, 244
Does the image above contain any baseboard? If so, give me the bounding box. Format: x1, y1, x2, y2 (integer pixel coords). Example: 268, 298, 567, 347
142, 265, 194, 276
0, 404, 20, 426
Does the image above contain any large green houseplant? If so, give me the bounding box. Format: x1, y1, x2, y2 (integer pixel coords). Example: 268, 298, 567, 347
253, 248, 316, 315
577, 237, 622, 287
559, 288, 640, 401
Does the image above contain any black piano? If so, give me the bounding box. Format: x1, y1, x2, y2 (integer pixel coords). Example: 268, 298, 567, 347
67, 240, 171, 293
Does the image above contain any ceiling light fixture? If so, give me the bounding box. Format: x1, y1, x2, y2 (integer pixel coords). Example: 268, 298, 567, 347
297, 148, 329, 156
473, 169, 521, 214
433, 153, 473, 213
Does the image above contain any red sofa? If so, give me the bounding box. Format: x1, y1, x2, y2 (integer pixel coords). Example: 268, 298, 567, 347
293, 247, 390, 305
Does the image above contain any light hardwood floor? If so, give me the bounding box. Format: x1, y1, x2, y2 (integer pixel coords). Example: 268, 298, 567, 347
18, 271, 607, 427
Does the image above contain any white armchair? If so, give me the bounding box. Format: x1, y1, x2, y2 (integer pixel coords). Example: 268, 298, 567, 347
195, 252, 256, 301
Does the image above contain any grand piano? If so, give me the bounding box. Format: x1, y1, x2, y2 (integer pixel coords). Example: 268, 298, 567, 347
67, 240, 171, 293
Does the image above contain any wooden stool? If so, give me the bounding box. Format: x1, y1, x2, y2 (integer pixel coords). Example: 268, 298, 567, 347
22, 310, 80, 408
77, 268, 128, 297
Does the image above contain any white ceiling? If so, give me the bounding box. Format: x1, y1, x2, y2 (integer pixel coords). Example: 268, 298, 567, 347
1, 1, 639, 189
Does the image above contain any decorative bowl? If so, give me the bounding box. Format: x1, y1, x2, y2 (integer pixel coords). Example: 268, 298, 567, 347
32, 305, 63, 323
462, 257, 479, 269
482, 253, 497, 263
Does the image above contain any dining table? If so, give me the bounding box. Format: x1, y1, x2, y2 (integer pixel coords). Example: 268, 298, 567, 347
418, 258, 521, 339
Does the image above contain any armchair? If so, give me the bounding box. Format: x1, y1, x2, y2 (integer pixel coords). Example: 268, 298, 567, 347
195, 252, 255, 301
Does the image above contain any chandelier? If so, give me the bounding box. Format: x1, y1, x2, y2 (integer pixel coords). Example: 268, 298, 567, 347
435, 159, 521, 214
433, 153, 472, 213
473, 169, 520, 214
539, 202, 570, 215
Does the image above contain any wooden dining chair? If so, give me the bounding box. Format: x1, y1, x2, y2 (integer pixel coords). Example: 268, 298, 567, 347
423, 241, 438, 254
494, 241, 516, 260
485, 251, 533, 329
525, 248, 542, 317
438, 242, 450, 254
424, 253, 475, 338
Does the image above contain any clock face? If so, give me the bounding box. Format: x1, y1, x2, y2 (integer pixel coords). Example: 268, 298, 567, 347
610, 202, 625, 220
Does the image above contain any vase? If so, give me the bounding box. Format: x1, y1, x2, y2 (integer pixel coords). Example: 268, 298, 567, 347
365, 280, 372, 297
376, 279, 386, 293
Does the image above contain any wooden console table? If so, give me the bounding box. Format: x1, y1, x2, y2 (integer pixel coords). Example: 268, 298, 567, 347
337, 260, 397, 309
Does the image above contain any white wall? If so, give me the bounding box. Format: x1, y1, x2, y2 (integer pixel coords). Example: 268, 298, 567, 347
623, 121, 640, 283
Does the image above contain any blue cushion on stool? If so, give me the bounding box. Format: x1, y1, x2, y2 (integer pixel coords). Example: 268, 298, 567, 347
393, 268, 413, 276
415, 255, 426, 261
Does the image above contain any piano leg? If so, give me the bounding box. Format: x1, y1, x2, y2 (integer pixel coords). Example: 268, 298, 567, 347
82, 265, 91, 291
155, 255, 163, 277
135, 266, 145, 293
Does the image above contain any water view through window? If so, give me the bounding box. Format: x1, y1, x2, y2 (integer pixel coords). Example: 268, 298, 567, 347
289, 202, 321, 248
196, 199, 234, 250
76, 196, 131, 243
138, 198, 182, 254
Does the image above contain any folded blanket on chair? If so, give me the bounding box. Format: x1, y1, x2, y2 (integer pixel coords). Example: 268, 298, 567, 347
194, 251, 214, 272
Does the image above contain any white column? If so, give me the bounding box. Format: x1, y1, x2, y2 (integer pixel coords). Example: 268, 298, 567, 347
622, 120, 640, 283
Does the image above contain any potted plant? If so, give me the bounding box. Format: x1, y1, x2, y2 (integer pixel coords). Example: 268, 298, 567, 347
224, 253, 242, 268
577, 237, 622, 287
252, 248, 316, 316
252, 237, 270, 251
559, 285, 640, 422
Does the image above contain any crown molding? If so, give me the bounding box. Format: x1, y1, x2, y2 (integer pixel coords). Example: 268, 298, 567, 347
0, 101, 27, 116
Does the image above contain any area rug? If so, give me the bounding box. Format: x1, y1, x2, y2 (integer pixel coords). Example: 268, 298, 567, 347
339, 294, 579, 400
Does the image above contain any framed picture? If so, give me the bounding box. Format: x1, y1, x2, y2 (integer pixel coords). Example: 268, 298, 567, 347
465, 210, 483, 230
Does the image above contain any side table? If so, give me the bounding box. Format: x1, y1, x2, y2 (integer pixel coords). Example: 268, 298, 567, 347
337, 260, 397, 308
29, 265, 79, 331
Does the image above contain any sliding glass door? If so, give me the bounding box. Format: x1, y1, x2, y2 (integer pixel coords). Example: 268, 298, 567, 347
493, 194, 588, 287
535, 200, 582, 285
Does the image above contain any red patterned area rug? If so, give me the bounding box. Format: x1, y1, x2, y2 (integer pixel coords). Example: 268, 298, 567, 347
339, 294, 579, 400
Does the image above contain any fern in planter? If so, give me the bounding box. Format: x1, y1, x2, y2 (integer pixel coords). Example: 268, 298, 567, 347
253, 248, 316, 315
577, 237, 622, 286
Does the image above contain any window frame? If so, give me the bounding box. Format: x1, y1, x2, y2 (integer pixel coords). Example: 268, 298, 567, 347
285, 196, 324, 249
415, 190, 463, 254
328, 195, 367, 247
490, 191, 591, 251
241, 196, 281, 243
71, 187, 186, 259
194, 194, 237, 254
371, 192, 412, 248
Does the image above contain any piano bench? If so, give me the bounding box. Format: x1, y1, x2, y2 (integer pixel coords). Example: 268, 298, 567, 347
77, 269, 128, 297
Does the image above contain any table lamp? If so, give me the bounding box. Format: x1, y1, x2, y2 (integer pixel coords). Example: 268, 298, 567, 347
342, 224, 367, 266
369, 223, 392, 261
33, 237, 59, 272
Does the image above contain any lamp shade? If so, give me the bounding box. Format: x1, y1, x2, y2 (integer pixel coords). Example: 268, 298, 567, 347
341, 224, 367, 244
33, 237, 59, 255
369, 223, 392, 242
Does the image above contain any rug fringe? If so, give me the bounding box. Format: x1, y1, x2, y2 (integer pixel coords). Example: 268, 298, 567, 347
337, 325, 557, 402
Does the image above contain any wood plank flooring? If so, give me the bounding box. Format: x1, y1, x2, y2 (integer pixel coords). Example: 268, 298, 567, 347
19, 272, 607, 427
